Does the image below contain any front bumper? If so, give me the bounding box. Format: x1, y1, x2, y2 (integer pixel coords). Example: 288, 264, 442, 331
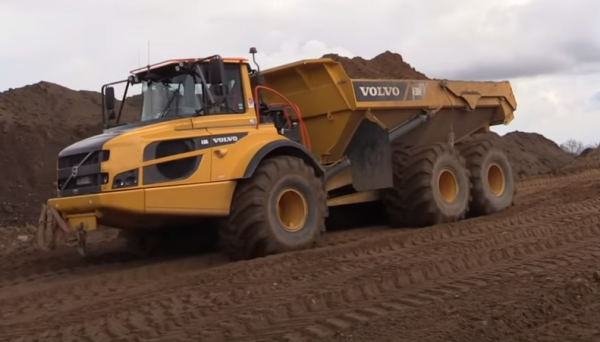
47, 181, 237, 231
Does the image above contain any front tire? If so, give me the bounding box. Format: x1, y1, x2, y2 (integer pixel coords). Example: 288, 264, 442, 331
220, 156, 327, 261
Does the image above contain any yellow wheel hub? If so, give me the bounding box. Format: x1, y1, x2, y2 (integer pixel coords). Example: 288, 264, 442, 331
487, 163, 506, 197
276, 188, 308, 232
438, 168, 458, 203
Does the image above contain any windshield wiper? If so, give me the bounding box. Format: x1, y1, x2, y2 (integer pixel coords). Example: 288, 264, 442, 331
158, 89, 179, 119
193, 107, 206, 116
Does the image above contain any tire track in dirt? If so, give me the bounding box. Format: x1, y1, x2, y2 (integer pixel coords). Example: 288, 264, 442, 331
0, 224, 386, 298
1, 179, 596, 327
3, 175, 600, 342
0, 228, 120, 276
516, 168, 600, 194
507, 302, 600, 342
186, 215, 600, 342
0, 247, 134, 289
0, 225, 385, 292
0, 254, 229, 303
276, 226, 600, 342
320, 243, 600, 342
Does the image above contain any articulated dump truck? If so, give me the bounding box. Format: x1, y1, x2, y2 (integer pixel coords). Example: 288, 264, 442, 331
38, 48, 517, 260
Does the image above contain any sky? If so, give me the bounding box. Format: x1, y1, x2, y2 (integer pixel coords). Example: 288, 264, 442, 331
0, 0, 599, 145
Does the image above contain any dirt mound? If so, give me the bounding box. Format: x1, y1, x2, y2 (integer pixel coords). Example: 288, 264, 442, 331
322, 51, 429, 80
0, 81, 140, 225
497, 131, 575, 178
579, 147, 595, 157
588, 146, 600, 157
562, 146, 600, 172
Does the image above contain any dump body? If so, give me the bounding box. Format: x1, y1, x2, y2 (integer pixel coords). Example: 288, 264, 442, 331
260, 58, 517, 165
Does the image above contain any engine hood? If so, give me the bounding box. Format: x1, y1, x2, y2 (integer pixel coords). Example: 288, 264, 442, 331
58, 117, 185, 157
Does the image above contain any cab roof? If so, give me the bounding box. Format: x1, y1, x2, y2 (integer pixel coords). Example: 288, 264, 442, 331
130, 57, 249, 75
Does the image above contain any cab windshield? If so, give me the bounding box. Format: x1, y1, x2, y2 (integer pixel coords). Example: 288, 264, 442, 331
140, 64, 245, 121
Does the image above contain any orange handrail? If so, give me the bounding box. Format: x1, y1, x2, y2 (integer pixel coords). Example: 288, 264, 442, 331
252, 86, 311, 151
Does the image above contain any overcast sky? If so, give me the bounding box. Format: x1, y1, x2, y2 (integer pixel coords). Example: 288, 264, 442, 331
1, 0, 599, 145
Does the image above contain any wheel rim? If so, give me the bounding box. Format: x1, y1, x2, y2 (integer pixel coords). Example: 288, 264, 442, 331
438, 168, 458, 203
487, 163, 506, 197
276, 188, 308, 232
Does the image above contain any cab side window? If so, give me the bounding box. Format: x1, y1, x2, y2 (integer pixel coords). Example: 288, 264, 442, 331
199, 64, 245, 114
223, 64, 245, 113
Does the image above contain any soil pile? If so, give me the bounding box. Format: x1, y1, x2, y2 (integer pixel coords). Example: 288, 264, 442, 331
322, 51, 429, 80
584, 146, 600, 157
0, 81, 140, 225
497, 131, 574, 178
562, 146, 600, 172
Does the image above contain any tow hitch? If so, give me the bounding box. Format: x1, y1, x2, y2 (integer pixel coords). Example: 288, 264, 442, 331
37, 205, 87, 257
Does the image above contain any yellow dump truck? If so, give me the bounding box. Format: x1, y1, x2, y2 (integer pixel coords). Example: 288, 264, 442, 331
38, 48, 517, 260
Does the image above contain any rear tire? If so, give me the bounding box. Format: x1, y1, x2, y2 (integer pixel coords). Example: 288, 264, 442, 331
383, 142, 412, 226
220, 156, 327, 261
386, 142, 471, 228
458, 133, 516, 217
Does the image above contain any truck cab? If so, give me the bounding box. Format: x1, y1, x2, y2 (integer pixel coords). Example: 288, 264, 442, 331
105, 56, 258, 130
49, 55, 307, 237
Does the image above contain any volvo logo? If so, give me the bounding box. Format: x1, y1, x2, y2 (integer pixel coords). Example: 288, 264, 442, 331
71, 166, 79, 178
212, 136, 239, 144
353, 81, 408, 102
358, 86, 402, 97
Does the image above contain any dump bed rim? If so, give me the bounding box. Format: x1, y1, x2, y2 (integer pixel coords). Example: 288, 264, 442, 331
261, 58, 341, 75
262, 59, 513, 86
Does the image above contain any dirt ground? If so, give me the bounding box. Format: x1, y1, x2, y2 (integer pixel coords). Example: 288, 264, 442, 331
1, 166, 600, 342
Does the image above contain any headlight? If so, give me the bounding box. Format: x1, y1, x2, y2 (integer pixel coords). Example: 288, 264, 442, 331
112, 169, 139, 189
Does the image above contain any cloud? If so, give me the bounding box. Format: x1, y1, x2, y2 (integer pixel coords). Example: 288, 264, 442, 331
409, 0, 600, 80
492, 72, 600, 144
0, 0, 598, 144
591, 92, 600, 109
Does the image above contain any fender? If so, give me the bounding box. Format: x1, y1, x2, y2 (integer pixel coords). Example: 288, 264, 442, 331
242, 140, 324, 179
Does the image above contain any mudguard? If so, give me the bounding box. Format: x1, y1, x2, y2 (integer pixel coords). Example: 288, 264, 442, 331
242, 140, 324, 179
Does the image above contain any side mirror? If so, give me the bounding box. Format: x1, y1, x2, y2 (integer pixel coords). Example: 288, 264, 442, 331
207, 57, 225, 84
104, 86, 115, 111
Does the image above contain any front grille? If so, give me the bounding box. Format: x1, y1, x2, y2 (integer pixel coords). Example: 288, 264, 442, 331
57, 150, 110, 197
57, 173, 108, 190
58, 150, 110, 168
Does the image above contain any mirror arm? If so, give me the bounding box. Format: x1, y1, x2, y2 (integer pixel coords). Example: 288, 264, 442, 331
115, 80, 130, 125
194, 64, 215, 105
100, 79, 129, 130
101, 84, 108, 127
